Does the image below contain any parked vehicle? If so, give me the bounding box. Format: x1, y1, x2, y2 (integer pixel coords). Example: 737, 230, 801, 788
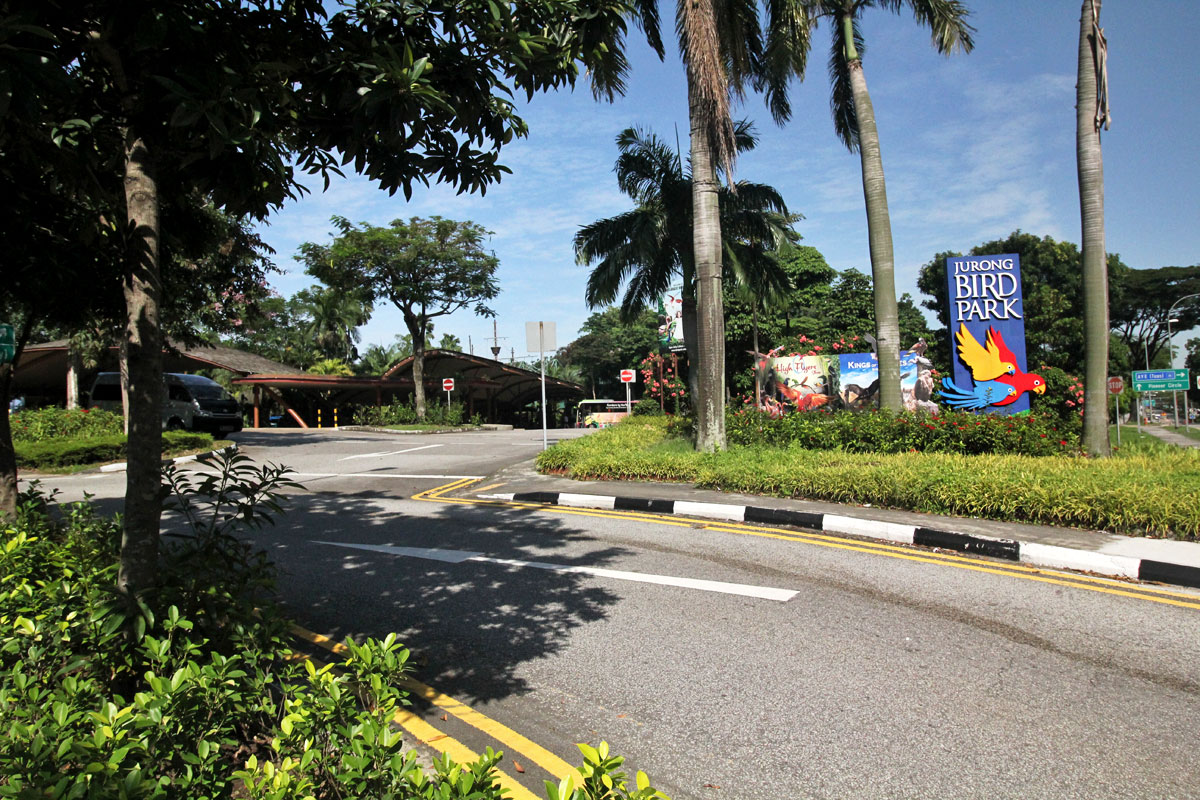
88, 372, 243, 434
574, 399, 631, 428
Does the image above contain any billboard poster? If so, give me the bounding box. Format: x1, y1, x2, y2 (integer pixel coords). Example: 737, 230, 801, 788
761, 355, 833, 413
943, 253, 1043, 414
838, 351, 936, 413
656, 283, 686, 353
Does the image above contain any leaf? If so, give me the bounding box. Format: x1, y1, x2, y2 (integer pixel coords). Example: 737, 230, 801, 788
512, 760, 524, 773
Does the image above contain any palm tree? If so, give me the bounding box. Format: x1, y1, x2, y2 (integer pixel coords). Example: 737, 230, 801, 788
806, 0, 973, 411
293, 286, 372, 363
575, 123, 797, 399
1077, 0, 1110, 456
677, 0, 811, 451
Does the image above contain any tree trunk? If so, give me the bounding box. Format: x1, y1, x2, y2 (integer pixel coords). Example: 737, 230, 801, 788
409, 315, 427, 420
117, 131, 165, 598
689, 73, 726, 452
682, 295, 700, 401
0, 316, 34, 519
66, 345, 83, 409
844, 15, 902, 413
1077, 0, 1111, 456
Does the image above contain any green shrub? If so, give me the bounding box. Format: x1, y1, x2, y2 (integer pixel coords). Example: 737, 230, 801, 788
538, 418, 1200, 539
357, 400, 468, 427
727, 407, 1080, 457
2, 454, 667, 799
9, 406, 124, 443
631, 397, 664, 416
14, 430, 213, 469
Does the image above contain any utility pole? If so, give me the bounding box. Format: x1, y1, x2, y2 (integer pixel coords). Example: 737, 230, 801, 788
486, 320, 507, 361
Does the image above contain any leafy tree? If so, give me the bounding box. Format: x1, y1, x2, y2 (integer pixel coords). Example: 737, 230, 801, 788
1076, 0, 1112, 455
917, 231, 1129, 373
2, 0, 651, 591
307, 358, 354, 376
292, 286, 372, 363
804, 0, 974, 411
558, 308, 661, 398
576, 122, 796, 397
1109, 264, 1200, 371
438, 333, 463, 351
355, 342, 406, 376
302, 216, 499, 420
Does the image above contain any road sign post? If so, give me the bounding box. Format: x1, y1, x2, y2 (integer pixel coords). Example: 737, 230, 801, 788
442, 377, 454, 409
1132, 369, 1189, 392
526, 322, 557, 451
1108, 376, 1124, 446
619, 368, 636, 414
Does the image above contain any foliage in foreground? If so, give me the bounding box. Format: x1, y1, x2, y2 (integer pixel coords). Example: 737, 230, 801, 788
14, 431, 213, 469
538, 417, 1200, 540
0, 455, 667, 798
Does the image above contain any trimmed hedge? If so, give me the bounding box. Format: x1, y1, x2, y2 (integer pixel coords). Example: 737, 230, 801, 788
15, 431, 214, 469
9, 406, 124, 442
727, 407, 1081, 456
538, 417, 1200, 540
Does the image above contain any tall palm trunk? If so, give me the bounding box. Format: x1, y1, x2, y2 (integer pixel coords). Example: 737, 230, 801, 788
843, 14, 901, 412
118, 131, 165, 597
1077, 0, 1110, 456
682, 296, 700, 400
689, 72, 726, 451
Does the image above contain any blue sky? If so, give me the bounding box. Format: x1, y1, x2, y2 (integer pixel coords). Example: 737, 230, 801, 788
254, 1, 1200, 362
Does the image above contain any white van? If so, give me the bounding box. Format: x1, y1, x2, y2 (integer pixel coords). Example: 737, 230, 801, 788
89, 372, 243, 434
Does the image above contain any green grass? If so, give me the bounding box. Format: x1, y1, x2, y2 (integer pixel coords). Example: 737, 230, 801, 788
380, 423, 474, 431
540, 418, 1200, 540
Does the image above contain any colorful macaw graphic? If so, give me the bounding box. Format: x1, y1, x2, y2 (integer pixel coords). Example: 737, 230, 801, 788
943, 324, 1046, 411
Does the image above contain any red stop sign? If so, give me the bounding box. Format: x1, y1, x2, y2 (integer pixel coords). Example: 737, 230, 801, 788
1107, 376, 1124, 395
619, 369, 636, 383
442, 378, 455, 392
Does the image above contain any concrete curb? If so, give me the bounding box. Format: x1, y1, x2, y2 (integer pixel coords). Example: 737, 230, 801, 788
480, 490, 1200, 591
336, 425, 491, 435
98, 443, 239, 473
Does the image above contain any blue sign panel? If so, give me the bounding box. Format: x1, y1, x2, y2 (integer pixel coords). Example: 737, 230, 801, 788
944, 253, 1035, 414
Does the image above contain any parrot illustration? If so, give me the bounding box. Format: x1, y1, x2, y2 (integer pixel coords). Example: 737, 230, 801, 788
995, 370, 1046, 400
955, 324, 1016, 381
938, 377, 1019, 410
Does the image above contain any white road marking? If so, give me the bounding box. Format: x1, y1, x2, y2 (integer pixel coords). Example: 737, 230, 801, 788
340, 444, 443, 461
317, 541, 797, 602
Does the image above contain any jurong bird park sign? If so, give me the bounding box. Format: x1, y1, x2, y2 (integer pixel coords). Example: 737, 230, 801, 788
942, 254, 1044, 414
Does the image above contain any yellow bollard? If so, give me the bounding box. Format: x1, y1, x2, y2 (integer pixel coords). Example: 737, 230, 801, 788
334, 407, 339, 428
317, 409, 322, 428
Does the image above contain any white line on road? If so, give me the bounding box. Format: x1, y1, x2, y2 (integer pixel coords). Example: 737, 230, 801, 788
339, 444, 443, 461
317, 541, 797, 602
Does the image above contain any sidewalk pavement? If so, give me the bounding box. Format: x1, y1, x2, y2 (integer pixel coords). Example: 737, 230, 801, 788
1141, 424, 1200, 448
459, 458, 1200, 592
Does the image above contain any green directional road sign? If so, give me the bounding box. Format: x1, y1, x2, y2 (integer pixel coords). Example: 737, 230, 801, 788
0, 323, 14, 365
1132, 369, 1189, 392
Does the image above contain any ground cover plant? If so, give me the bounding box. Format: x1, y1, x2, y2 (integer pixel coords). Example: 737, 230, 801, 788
14, 431, 215, 470
538, 417, 1200, 540
0, 452, 667, 798
356, 401, 480, 429
9, 407, 124, 442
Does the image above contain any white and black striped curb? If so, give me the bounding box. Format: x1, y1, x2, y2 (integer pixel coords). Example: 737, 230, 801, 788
479, 491, 1200, 591
98, 443, 239, 473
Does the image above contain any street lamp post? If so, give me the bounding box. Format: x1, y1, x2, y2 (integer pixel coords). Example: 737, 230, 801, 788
1166, 293, 1200, 431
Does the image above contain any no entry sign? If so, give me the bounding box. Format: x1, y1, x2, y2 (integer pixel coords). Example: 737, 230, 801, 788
619, 369, 636, 383
1107, 376, 1124, 395
442, 378, 455, 392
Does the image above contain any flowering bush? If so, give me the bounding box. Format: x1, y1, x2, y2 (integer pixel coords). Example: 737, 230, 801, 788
1028, 366, 1087, 428
727, 406, 1081, 457
10, 407, 124, 443
639, 353, 688, 414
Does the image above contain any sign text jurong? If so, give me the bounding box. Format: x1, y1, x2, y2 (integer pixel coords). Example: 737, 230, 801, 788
951, 257, 1022, 321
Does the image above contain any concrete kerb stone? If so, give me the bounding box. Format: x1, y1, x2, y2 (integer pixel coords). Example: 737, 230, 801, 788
478, 490, 1200, 592
99, 443, 239, 474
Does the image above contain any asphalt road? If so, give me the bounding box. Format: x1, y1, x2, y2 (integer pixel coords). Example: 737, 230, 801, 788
29, 428, 1200, 799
